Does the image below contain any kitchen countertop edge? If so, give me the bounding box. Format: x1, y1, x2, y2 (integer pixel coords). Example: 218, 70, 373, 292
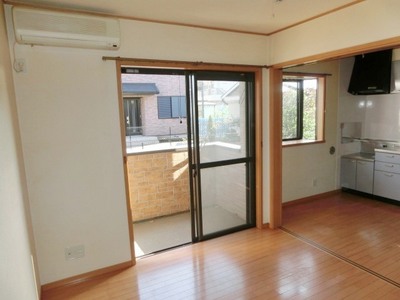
342, 152, 375, 161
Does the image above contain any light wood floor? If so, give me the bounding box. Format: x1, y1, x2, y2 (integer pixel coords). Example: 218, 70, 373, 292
42, 192, 400, 299
282, 191, 400, 289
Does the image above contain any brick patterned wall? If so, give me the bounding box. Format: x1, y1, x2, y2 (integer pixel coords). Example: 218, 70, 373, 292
127, 150, 190, 222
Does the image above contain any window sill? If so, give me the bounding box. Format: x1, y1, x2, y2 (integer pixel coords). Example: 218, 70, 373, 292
282, 139, 325, 147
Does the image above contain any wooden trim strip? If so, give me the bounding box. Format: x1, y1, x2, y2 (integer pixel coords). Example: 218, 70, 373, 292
283, 72, 332, 78
255, 69, 263, 229
115, 62, 136, 263
103, 56, 268, 70
282, 140, 325, 147
282, 190, 341, 207
319, 76, 326, 144
41, 260, 133, 292
268, 68, 283, 229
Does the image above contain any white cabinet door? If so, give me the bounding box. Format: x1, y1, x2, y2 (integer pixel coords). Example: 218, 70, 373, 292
375, 152, 400, 164
356, 160, 374, 194
373, 170, 400, 201
341, 158, 356, 189
374, 161, 400, 174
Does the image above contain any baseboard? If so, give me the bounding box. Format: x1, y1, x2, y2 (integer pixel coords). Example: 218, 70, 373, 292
283, 189, 341, 207
41, 260, 133, 292
262, 223, 270, 229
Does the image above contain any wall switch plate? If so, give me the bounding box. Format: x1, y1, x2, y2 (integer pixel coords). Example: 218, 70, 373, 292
65, 245, 85, 260
14, 58, 27, 73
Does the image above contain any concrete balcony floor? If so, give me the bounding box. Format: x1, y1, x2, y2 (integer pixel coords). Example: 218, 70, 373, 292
133, 205, 246, 257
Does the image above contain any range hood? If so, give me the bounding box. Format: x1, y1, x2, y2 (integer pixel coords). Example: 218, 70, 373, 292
348, 49, 393, 95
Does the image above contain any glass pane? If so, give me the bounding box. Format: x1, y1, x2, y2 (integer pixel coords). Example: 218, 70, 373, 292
282, 81, 299, 139
197, 80, 247, 163
200, 164, 247, 235
121, 72, 187, 154
303, 79, 317, 140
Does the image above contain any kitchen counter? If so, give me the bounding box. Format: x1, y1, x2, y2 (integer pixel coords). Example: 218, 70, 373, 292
375, 148, 400, 155
342, 152, 375, 162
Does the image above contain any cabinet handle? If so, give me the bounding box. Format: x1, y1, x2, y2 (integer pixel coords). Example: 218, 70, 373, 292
384, 173, 394, 177
384, 164, 394, 168
385, 155, 395, 158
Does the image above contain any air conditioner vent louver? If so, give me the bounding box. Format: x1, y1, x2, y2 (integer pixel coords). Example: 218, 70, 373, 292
12, 7, 120, 50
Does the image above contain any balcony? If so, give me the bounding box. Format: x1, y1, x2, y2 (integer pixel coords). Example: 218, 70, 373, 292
126, 124, 246, 256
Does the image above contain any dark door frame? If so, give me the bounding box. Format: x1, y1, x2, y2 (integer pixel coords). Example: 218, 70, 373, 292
187, 70, 256, 242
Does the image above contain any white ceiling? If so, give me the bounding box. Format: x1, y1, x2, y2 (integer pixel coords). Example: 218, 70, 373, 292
5, 0, 363, 35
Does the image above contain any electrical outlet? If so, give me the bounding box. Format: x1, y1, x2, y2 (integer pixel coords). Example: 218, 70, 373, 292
312, 178, 317, 187
65, 245, 85, 260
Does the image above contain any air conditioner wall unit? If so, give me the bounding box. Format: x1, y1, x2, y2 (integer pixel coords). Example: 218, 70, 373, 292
12, 7, 120, 50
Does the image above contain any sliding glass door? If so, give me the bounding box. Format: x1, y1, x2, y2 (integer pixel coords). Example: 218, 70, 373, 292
121, 67, 255, 255
189, 71, 255, 240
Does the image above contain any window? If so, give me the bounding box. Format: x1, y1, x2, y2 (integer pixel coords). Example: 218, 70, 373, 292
282, 73, 325, 145
157, 96, 187, 119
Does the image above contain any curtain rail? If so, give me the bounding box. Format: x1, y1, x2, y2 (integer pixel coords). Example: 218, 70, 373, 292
102, 56, 269, 69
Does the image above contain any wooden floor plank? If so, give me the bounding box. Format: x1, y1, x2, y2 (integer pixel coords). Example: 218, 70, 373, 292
41, 192, 400, 299
282, 191, 400, 288
42, 222, 400, 299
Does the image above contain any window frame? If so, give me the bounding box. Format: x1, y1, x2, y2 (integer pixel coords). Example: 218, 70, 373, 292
282, 79, 304, 141
282, 72, 326, 146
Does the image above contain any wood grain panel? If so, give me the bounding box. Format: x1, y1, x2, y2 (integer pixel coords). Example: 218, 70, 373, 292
269, 68, 283, 229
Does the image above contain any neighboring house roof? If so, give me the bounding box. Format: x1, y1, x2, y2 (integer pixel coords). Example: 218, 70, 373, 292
221, 82, 241, 104
122, 83, 159, 95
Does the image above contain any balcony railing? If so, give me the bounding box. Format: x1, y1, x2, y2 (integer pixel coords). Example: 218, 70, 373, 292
126, 119, 240, 154
126, 125, 187, 154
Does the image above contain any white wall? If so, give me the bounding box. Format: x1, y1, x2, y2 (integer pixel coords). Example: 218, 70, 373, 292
282, 60, 339, 202
118, 19, 269, 65
0, 4, 39, 299
5, 5, 270, 284
364, 94, 400, 140
269, 0, 400, 65
337, 57, 365, 156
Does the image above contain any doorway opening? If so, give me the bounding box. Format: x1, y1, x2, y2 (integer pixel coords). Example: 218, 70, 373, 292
120, 67, 256, 257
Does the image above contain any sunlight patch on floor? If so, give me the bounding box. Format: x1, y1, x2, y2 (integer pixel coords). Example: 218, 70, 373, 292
134, 241, 145, 256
